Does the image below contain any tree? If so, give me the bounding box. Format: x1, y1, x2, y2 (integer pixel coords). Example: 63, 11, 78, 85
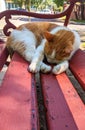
12, 0, 23, 8
31, 0, 43, 9
53, 0, 65, 7
12, 0, 31, 10
24, 0, 31, 11
12, 0, 66, 11
74, 0, 85, 20
31, 0, 56, 10
80, 0, 85, 20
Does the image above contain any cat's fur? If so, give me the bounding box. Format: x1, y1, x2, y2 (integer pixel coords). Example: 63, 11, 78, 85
6, 22, 80, 74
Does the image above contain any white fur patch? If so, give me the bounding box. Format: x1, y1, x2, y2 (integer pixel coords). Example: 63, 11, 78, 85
29, 39, 46, 73
40, 62, 51, 73
11, 28, 37, 61
51, 26, 70, 34
51, 50, 56, 58
46, 50, 57, 63
11, 28, 36, 45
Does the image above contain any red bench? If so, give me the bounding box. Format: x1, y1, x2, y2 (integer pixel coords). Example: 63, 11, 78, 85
0, 0, 85, 130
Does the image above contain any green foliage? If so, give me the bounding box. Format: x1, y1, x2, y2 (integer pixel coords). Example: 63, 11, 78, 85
12, 0, 23, 7
12, 0, 31, 9
11, 0, 67, 11
53, 0, 66, 7
24, 0, 31, 10
73, 19, 85, 23
31, 0, 42, 9
31, 0, 55, 9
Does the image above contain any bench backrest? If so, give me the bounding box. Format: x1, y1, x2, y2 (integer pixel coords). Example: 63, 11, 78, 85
0, 0, 80, 36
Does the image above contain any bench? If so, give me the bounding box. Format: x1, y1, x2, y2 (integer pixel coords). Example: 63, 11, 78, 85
0, 0, 85, 129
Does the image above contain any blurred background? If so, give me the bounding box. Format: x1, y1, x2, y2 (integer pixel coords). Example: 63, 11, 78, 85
0, 0, 85, 21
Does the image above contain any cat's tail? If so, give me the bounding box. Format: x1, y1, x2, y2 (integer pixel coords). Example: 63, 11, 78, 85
6, 38, 14, 59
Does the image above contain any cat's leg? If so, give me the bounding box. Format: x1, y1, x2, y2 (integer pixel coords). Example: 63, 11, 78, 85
29, 40, 52, 73
52, 60, 69, 74
29, 41, 45, 73
24, 51, 34, 62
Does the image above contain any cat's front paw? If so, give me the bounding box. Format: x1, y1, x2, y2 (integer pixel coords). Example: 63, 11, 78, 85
29, 63, 40, 73
52, 61, 69, 74
40, 63, 52, 73
52, 65, 61, 74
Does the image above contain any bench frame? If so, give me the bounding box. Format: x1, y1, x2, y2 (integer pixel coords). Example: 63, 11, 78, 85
0, 0, 85, 130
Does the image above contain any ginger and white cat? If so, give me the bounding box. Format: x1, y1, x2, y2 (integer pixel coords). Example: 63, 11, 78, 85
6, 22, 80, 74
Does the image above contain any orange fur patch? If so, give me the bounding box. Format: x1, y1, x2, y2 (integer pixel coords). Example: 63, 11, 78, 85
44, 29, 75, 62
17, 22, 58, 46
6, 37, 26, 56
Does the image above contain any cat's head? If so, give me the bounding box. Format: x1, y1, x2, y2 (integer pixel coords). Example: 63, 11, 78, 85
44, 29, 75, 63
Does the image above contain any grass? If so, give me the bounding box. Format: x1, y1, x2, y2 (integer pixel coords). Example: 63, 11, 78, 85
73, 19, 85, 24
80, 42, 85, 50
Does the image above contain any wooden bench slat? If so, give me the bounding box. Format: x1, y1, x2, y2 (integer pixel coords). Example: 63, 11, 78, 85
0, 43, 9, 71
0, 52, 39, 130
56, 73, 85, 130
41, 73, 85, 130
70, 49, 85, 90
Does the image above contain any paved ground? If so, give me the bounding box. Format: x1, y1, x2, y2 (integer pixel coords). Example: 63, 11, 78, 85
0, 17, 85, 86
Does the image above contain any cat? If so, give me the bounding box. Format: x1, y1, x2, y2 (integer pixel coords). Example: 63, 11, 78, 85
6, 22, 80, 74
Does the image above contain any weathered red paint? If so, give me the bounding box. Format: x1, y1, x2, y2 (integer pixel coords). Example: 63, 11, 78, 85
56, 73, 85, 130
70, 49, 85, 90
41, 73, 85, 130
0, 43, 9, 71
0, 52, 39, 130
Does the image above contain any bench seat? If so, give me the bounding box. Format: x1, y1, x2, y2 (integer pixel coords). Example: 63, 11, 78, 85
0, 48, 85, 130
41, 49, 85, 130
41, 73, 85, 130
0, 52, 39, 130
0, 32, 85, 130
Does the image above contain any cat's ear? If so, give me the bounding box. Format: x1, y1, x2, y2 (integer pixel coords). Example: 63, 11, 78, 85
65, 48, 73, 54
44, 31, 54, 42
65, 45, 73, 54
65, 41, 74, 54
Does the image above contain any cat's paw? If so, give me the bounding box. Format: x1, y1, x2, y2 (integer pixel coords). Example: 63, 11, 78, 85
52, 62, 69, 75
52, 65, 61, 74
29, 63, 40, 73
40, 63, 51, 73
